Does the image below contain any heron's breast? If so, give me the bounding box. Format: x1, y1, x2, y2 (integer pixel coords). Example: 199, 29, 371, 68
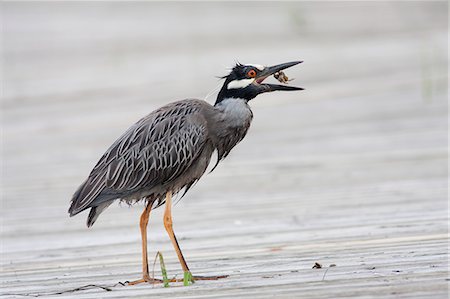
216, 98, 253, 128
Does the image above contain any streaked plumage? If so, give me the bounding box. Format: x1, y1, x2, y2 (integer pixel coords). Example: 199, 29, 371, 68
69, 98, 253, 226
69, 61, 303, 284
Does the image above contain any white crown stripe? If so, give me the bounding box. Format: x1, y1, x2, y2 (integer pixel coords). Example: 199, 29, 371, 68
244, 64, 265, 71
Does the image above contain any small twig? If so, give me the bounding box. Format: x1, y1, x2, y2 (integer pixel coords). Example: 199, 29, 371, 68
151, 251, 159, 287
0, 283, 119, 297
114, 281, 127, 287
322, 268, 330, 281
54, 284, 113, 293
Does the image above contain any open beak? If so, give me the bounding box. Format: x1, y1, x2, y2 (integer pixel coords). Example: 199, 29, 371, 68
256, 61, 304, 92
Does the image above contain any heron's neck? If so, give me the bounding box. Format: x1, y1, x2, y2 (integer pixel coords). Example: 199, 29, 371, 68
215, 80, 255, 105
211, 97, 253, 161
215, 98, 253, 128
215, 82, 232, 105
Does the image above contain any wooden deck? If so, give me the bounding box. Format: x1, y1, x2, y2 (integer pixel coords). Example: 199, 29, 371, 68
1, 2, 448, 298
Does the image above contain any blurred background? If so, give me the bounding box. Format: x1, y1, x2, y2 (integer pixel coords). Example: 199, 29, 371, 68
1, 2, 448, 298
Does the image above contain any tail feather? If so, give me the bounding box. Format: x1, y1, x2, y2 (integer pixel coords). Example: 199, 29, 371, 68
69, 176, 113, 227
68, 180, 87, 216
69, 174, 106, 216
87, 201, 113, 227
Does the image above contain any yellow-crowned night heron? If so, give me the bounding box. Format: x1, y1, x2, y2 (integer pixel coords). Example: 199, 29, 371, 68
69, 61, 303, 284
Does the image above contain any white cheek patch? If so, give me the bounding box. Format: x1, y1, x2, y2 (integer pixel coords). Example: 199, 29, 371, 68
244, 64, 265, 71
227, 78, 254, 89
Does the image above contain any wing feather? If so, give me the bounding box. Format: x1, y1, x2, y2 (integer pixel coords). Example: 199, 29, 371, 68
69, 100, 209, 216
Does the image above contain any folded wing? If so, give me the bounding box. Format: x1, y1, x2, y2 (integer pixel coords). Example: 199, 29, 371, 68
68, 100, 209, 216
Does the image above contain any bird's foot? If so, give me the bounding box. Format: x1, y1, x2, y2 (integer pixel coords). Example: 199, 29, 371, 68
126, 273, 228, 286
172, 272, 228, 286
126, 274, 163, 285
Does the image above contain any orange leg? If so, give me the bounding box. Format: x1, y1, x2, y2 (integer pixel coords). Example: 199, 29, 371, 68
163, 191, 228, 281
128, 201, 162, 285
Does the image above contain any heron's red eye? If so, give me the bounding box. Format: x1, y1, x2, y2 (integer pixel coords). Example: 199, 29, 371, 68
247, 69, 257, 78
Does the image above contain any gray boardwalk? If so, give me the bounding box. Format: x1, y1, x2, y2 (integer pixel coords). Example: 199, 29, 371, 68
1, 2, 448, 298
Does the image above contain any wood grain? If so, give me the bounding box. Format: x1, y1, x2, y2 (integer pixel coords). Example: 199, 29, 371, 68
1, 2, 448, 298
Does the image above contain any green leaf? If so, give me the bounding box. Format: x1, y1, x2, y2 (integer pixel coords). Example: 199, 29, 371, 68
158, 252, 170, 288
183, 271, 194, 286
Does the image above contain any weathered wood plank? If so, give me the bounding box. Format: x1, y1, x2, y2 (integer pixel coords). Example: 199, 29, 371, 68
1, 1, 448, 299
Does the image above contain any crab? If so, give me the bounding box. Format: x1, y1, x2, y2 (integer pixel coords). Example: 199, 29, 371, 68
273, 70, 293, 84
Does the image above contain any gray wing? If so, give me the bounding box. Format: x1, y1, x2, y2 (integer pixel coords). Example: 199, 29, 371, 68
69, 100, 209, 216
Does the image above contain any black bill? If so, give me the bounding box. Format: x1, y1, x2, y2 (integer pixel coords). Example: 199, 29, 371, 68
256, 61, 304, 92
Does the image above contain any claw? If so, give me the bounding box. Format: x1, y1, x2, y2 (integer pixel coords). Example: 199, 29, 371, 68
126, 275, 163, 285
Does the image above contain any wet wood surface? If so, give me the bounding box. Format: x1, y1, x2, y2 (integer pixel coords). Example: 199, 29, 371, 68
1, 2, 448, 298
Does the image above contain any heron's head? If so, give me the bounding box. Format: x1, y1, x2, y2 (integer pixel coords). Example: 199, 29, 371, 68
215, 61, 303, 105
